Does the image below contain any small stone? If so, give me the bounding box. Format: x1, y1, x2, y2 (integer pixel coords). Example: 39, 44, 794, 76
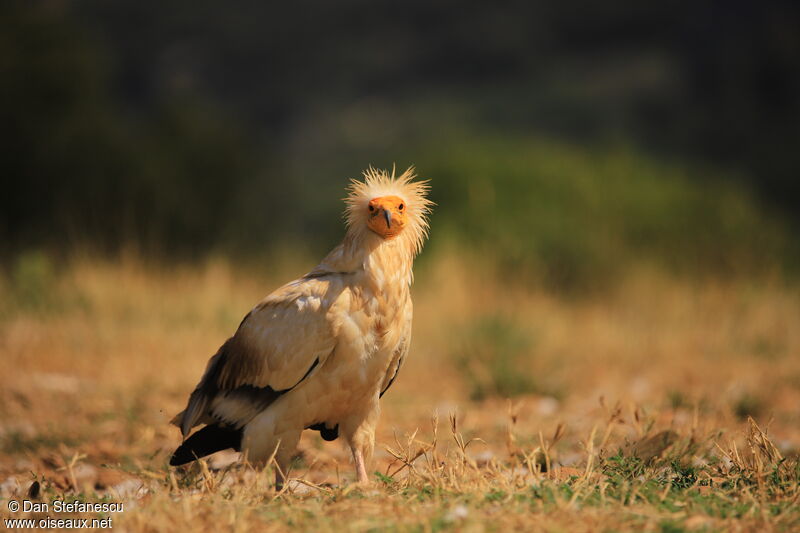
108, 478, 146, 499
537, 397, 560, 416
471, 450, 494, 466
444, 504, 468, 522
207, 449, 241, 470
0, 477, 19, 497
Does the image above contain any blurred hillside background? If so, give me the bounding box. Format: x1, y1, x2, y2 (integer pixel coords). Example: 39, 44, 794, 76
2, 0, 799, 291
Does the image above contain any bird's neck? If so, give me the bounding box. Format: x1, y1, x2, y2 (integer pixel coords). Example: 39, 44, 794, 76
320, 229, 417, 291
363, 238, 415, 293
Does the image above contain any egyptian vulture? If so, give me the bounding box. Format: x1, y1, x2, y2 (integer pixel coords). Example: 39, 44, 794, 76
170, 167, 432, 486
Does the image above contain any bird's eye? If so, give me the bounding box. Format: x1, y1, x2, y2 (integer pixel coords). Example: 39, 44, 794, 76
368, 205, 375, 212
398, 203, 404, 211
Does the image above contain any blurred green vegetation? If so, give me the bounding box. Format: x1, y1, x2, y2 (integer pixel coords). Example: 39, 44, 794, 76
417, 135, 794, 291
10, 251, 55, 311
0, 251, 89, 317
451, 314, 559, 401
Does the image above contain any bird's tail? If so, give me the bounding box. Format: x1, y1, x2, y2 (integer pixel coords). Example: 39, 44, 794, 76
169, 425, 242, 466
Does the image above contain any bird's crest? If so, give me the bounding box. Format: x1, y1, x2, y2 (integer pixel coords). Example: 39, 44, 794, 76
344, 166, 433, 257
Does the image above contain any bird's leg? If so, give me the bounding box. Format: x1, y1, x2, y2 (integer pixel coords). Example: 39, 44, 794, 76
351, 446, 370, 484
272, 438, 298, 491
343, 402, 379, 485
246, 448, 288, 490
346, 423, 376, 485
243, 430, 299, 492
274, 464, 287, 491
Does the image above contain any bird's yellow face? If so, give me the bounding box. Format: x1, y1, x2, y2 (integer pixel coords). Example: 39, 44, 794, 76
366, 195, 407, 239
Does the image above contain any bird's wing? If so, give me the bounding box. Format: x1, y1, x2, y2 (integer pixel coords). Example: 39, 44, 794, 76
176, 276, 339, 436
380, 301, 413, 398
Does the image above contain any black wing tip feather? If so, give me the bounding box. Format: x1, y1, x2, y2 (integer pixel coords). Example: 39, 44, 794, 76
170, 425, 243, 466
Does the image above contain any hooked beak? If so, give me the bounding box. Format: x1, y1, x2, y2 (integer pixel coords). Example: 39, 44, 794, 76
383, 209, 392, 228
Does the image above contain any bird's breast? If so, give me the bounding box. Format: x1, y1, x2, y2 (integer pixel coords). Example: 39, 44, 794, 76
282, 280, 411, 428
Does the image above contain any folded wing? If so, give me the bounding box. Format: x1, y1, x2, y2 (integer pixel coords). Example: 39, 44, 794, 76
175, 277, 338, 437
379, 302, 413, 398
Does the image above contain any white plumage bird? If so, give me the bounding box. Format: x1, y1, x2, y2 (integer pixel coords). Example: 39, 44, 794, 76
170, 167, 432, 486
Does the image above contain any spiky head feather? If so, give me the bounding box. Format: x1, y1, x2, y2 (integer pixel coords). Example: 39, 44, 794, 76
344, 166, 433, 257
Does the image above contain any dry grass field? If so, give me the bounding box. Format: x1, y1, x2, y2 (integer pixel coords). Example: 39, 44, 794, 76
1, 253, 799, 532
